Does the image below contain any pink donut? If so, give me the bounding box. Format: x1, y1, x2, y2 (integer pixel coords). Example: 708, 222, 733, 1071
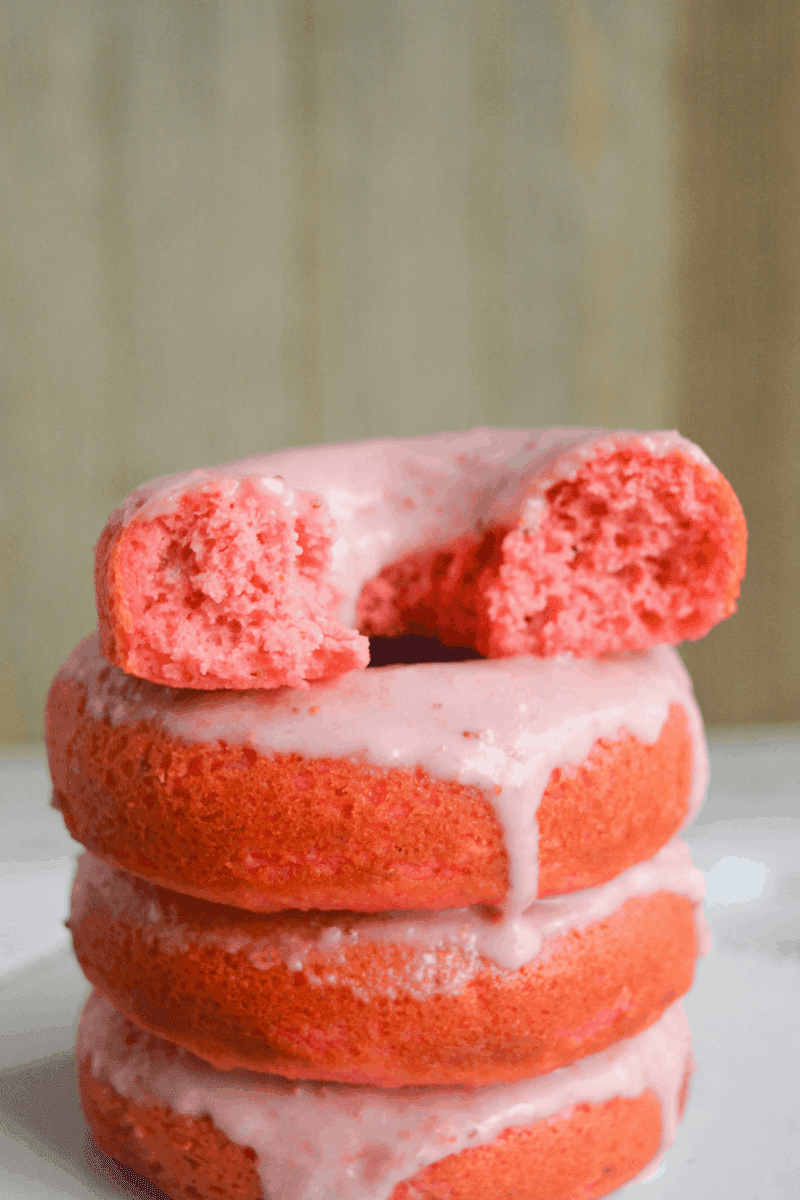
94, 428, 746, 690
69, 840, 706, 1086
78, 991, 694, 1200
47, 636, 706, 915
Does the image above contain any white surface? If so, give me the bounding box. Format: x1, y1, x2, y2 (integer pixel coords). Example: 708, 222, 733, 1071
0, 737, 798, 1199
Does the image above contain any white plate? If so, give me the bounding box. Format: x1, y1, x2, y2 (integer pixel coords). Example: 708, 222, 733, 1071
1, 753, 798, 1198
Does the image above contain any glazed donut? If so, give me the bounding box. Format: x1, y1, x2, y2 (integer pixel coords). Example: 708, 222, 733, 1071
69, 840, 705, 1086
94, 427, 746, 690
78, 990, 693, 1200
48, 635, 706, 916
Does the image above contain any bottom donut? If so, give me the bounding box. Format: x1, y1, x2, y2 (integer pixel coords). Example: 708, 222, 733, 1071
78, 991, 693, 1200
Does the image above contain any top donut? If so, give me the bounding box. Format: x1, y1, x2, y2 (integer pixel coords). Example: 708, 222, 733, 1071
95, 427, 746, 690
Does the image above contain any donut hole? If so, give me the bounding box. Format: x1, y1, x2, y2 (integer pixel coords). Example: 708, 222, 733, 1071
367, 635, 483, 668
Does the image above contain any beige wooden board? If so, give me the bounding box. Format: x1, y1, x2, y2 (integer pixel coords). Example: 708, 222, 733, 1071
673, 0, 800, 725
0, 1, 796, 739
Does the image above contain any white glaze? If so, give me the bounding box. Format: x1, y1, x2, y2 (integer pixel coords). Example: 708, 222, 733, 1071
114, 427, 710, 627
73, 837, 709, 996
80, 991, 693, 1200
62, 634, 707, 969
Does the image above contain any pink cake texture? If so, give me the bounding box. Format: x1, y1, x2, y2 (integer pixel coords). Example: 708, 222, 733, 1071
94, 428, 746, 690
47, 635, 706, 919
69, 841, 705, 1086
95, 473, 369, 690
78, 991, 694, 1200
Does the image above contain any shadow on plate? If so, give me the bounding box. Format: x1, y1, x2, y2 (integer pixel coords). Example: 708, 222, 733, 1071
0, 1051, 86, 1170
0, 1050, 165, 1198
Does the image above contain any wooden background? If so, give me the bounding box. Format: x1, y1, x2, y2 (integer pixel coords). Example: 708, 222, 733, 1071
1, 1, 798, 743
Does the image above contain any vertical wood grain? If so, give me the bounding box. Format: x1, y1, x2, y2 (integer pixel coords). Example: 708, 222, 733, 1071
311, 0, 479, 439
564, 1, 678, 431
5, 1, 770, 742
673, 0, 800, 724
1, 1, 120, 743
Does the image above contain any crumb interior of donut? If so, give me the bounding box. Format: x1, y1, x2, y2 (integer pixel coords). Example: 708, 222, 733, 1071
358, 445, 744, 658
491, 444, 739, 656
118, 481, 365, 687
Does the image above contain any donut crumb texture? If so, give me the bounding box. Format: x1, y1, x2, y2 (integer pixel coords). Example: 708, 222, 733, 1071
95, 477, 369, 690
357, 443, 747, 657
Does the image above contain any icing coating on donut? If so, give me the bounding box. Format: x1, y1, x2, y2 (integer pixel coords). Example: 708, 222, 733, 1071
73, 837, 709, 980
78, 991, 693, 1200
54, 634, 706, 963
94, 427, 746, 689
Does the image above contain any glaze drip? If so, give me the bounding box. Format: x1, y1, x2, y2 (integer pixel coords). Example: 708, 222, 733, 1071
64, 635, 707, 968
80, 992, 693, 1200
74, 836, 708, 989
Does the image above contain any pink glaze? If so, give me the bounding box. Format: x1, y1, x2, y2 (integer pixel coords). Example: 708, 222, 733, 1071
79, 991, 693, 1200
103, 430, 612, 630
63, 634, 707, 968
73, 836, 709, 984
96, 426, 745, 688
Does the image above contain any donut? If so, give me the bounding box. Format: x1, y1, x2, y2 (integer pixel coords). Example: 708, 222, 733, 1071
47, 635, 707, 915
78, 990, 693, 1200
94, 427, 746, 691
69, 839, 705, 1086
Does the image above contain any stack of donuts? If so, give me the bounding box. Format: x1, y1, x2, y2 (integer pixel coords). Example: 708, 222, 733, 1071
46, 428, 746, 1200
